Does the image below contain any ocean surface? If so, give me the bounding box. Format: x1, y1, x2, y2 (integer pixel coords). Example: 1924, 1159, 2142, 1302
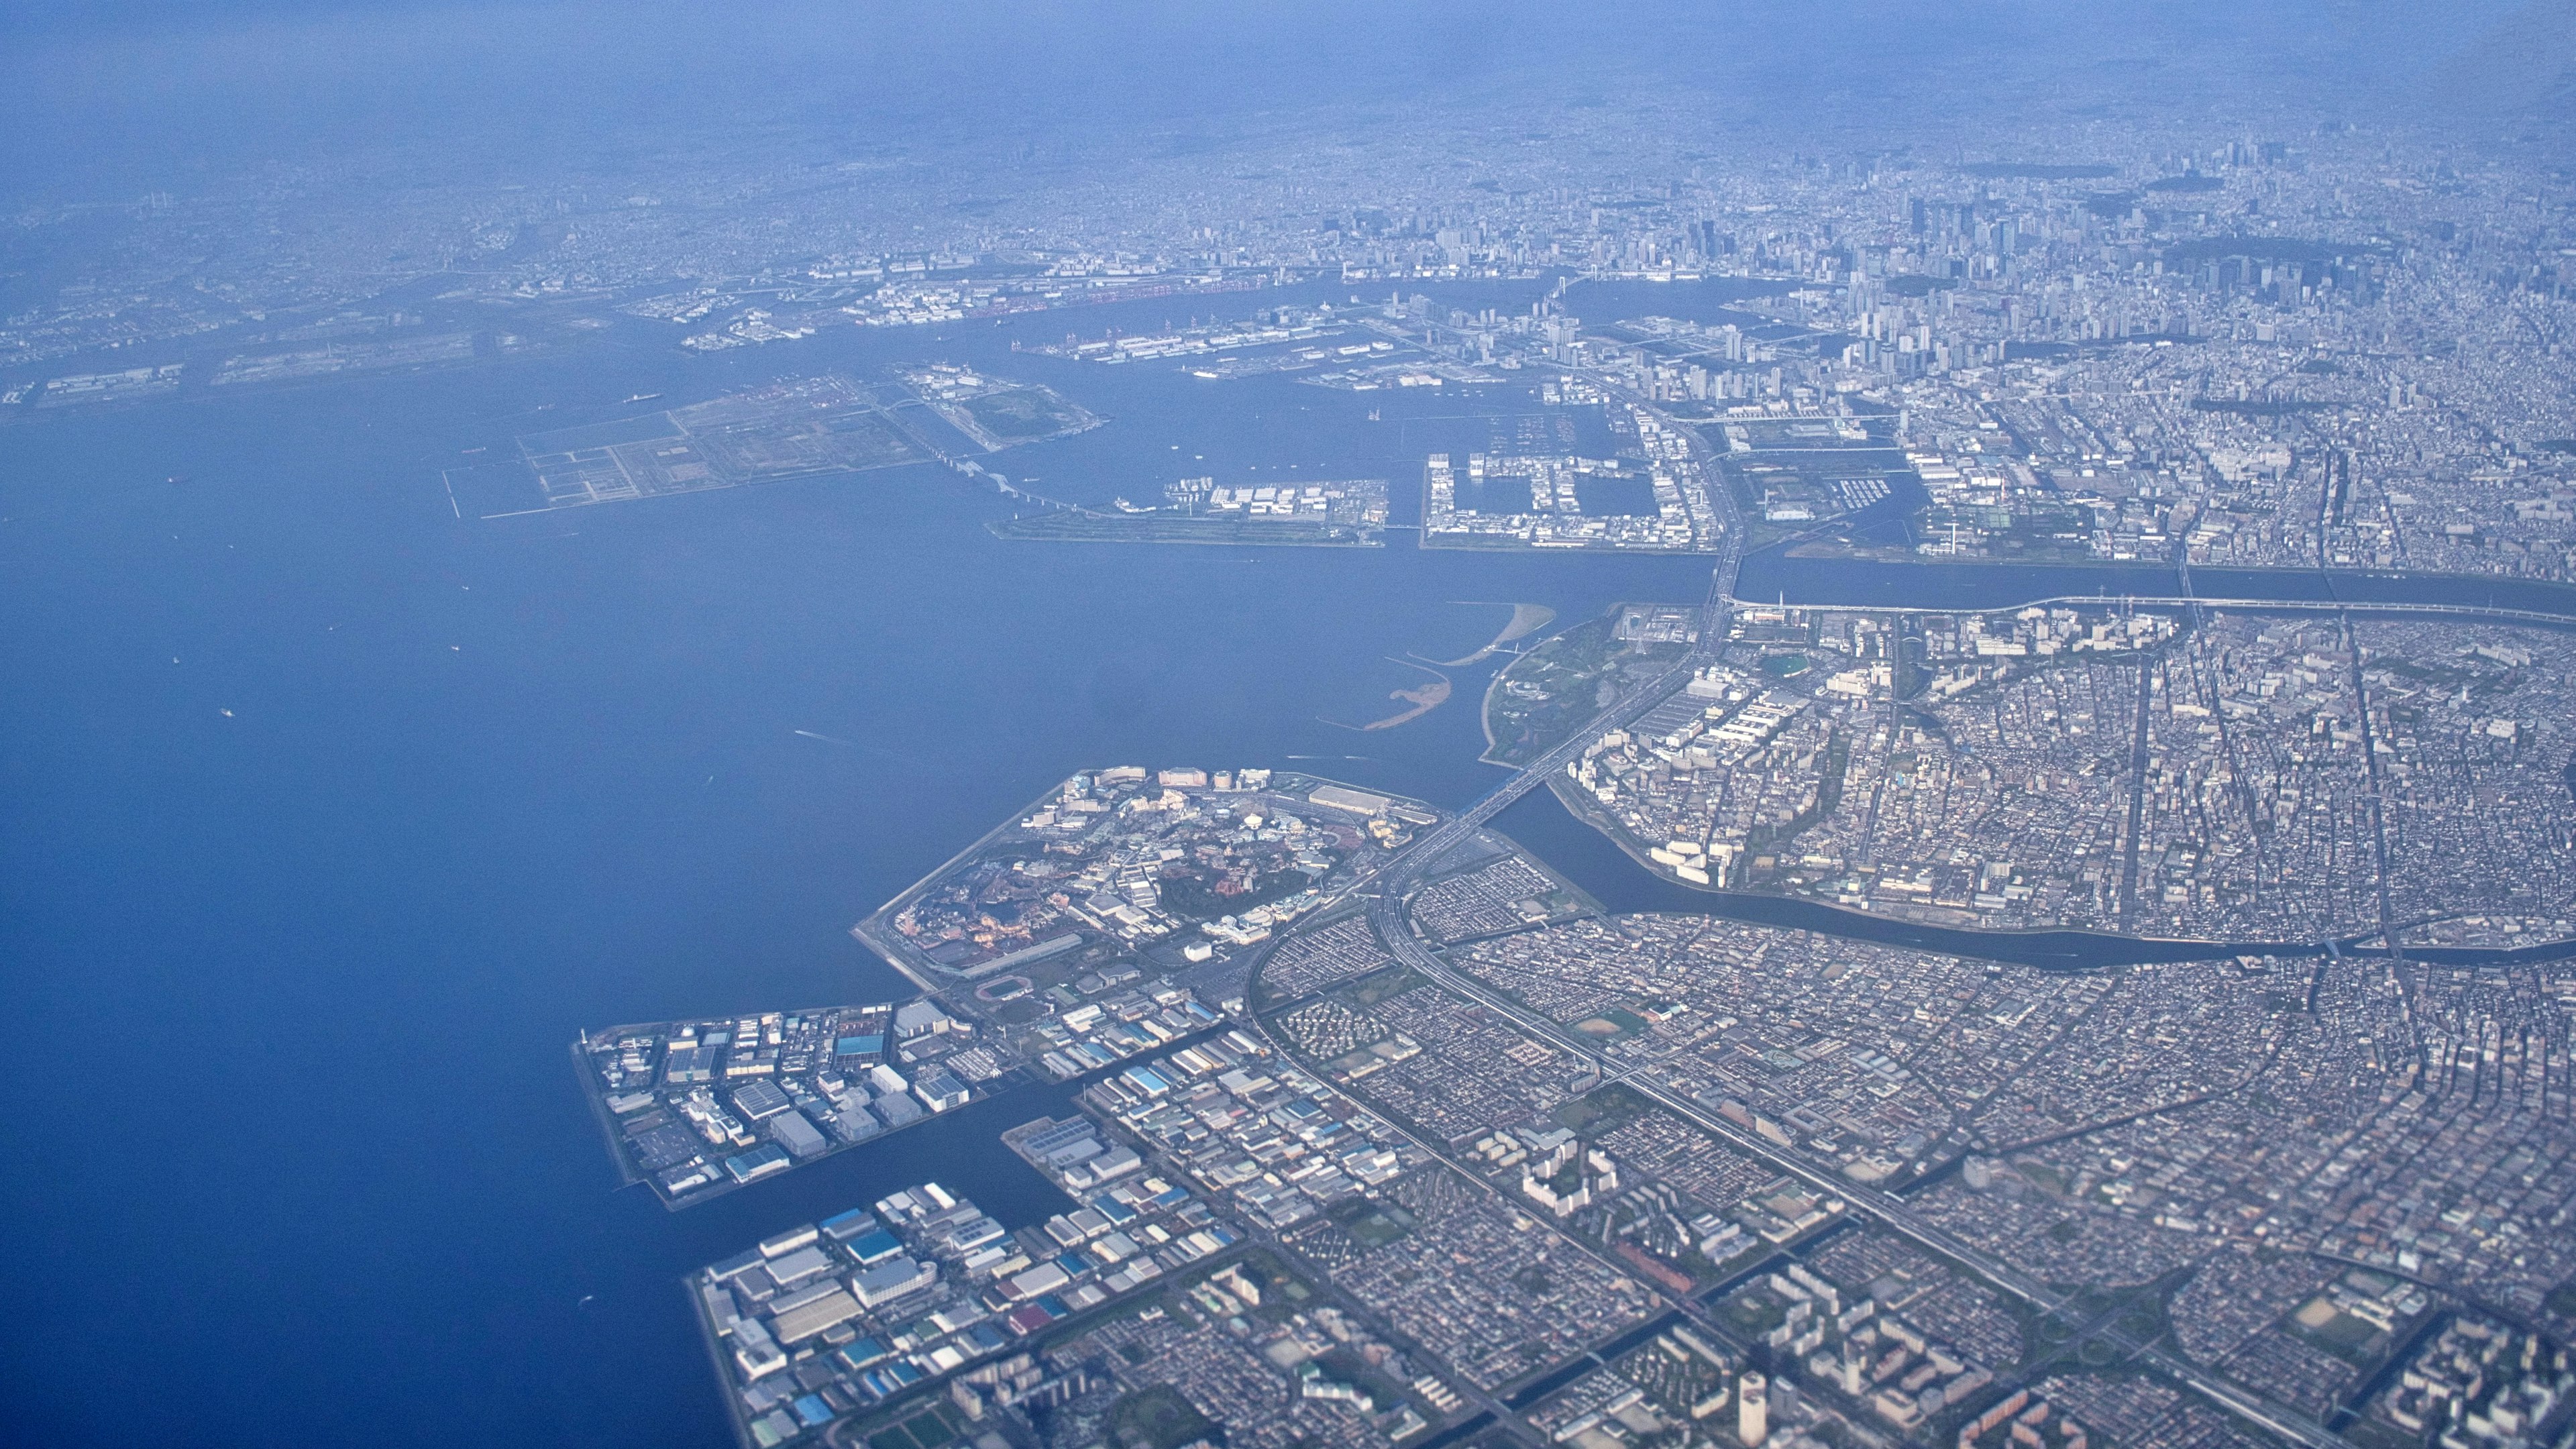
0, 278, 1741, 1448
3, 274, 2566, 1447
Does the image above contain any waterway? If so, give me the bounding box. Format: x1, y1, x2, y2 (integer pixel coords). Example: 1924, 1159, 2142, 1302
1489, 790, 2267, 969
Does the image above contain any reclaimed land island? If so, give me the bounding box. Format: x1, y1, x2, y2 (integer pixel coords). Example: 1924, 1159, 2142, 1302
853, 765, 1441, 989
575, 999, 1017, 1208
988, 476, 1390, 547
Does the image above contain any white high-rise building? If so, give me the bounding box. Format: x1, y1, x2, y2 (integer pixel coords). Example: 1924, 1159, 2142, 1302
1738, 1371, 1769, 1447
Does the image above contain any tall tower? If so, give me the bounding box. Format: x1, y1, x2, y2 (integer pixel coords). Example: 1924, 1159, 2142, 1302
1738, 1371, 1770, 1447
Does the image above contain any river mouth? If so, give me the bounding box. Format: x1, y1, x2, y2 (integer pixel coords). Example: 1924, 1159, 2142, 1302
1491, 786, 2286, 969
1493, 786, 2576, 970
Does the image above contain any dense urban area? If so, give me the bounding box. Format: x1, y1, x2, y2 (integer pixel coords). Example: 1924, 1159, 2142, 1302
1556, 603, 2576, 947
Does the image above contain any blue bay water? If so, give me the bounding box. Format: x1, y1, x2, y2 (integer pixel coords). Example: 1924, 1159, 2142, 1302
0, 285, 1726, 1446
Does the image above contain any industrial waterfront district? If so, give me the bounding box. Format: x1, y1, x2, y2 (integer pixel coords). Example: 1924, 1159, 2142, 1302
584, 733, 2576, 1449
576, 544, 2576, 1449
